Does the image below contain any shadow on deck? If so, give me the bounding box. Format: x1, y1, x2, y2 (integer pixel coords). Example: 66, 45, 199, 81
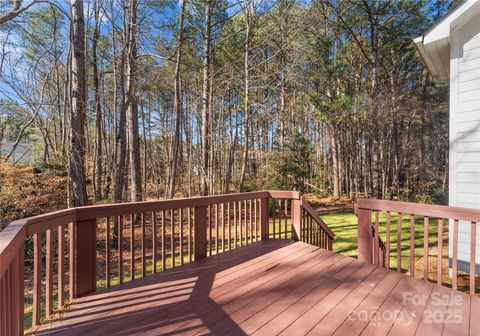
33, 239, 479, 336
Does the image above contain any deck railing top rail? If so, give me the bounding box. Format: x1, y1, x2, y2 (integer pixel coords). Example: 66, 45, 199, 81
357, 198, 480, 222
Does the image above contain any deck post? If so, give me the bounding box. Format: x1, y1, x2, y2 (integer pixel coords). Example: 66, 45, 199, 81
357, 207, 373, 264
291, 199, 302, 242
260, 197, 269, 240
74, 219, 97, 297
194, 206, 207, 260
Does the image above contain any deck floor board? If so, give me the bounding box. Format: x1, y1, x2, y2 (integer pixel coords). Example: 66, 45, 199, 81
34, 240, 475, 336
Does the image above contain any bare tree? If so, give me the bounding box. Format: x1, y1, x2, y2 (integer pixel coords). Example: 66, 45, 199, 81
69, 0, 88, 206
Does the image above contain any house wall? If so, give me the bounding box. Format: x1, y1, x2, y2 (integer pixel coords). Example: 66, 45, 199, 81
449, 17, 480, 273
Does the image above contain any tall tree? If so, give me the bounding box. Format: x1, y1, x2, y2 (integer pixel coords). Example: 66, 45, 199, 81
167, 0, 187, 199
200, 0, 212, 196
69, 0, 88, 206
126, 0, 142, 202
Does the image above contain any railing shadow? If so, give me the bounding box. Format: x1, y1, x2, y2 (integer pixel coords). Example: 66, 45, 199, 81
32, 240, 292, 336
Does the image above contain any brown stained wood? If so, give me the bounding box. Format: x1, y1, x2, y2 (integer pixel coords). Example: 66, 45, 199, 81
141, 213, 146, 277
221, 203, 225, 252
254, 199, 258, 242
161, 211, 166, 271
470, 222, 476, 296
241, 201, 245, 246
194, 206, 207, 260
397, 212, 402, 272
234, 202, 237, 248
284, 199, 288, 239
300, 199, 334, 239
188, 207, 192, 262
118, 216, 123, 284
152, 212, 157, 273
180, 208, 184, 265
386, 211, 391, 269
69, 222, 76, 299
105, 218, 110, 287
273, 198, 277, 238
209, 205, 212, 256
58, 224, 65, 307
437, 218, 442, 285
32, 232, 41, 327
423, 216, 429, 281
356, 198, 480, 223
28, 239, 476, 336
453, 219, 459, 291
130, 214, 135, 280
260, 198, 268, 240
19, 248, 24, 334
215, 204, 219, 253
227, 203, 232, 250
46, 228, 54, 316
249, 200, 253, 244
374, 211, 379, 265
410, 214, 415, 277
75, 219, 97, 297
171, 209, 175, 268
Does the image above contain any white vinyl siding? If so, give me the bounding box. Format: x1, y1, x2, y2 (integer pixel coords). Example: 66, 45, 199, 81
449, 18, 480, 269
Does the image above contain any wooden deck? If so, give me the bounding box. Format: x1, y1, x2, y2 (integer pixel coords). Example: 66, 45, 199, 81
34, 239, 479, 336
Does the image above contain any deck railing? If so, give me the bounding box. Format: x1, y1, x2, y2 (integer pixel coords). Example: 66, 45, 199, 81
0, 190, 334, 336
356, 198, 479, 295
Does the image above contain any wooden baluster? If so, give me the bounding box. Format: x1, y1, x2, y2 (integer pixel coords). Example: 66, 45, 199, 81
221, 203, 225, 252
470, 222, 476, 296
130, 214, 135, 280
386, 211, 391, 268
171, 209, 175, 268
280, 199, 283, 239
397, 213, 402, 273
249, 199, 253, 244
437, 219, 443, 285
161, 210, 166, 271
240, 201, 244, 246
152, 212, 157, 273
284, 199, 288, 239
141, 213, 146, 277
215, 204, 219, 253
33, 232, 42, 327
17, 248, 25, 335
180, 208, 184, 265
423, 216, 429, 281
374, 211, 379, 265
188, 207, 192, 262
118, 216, 123, 284
254, 199, 258, 242
410, 215, 415, 277
234, 202, 237, 248
273, 199, 277, 238
209, 205, 212, 255
228, 203, 232, 250
58, 224, 65, 307
105, 218, 110, 287
244, 200, 248, 245
453, 219, 459, 290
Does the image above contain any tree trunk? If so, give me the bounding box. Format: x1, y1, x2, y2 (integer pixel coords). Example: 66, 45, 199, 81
167, 0, 187, 199
69, 0, 88, 207
200, 0, 211, 196
93, 0, 102, 202
239, 0, 251, 192
126, 0, 142, 202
